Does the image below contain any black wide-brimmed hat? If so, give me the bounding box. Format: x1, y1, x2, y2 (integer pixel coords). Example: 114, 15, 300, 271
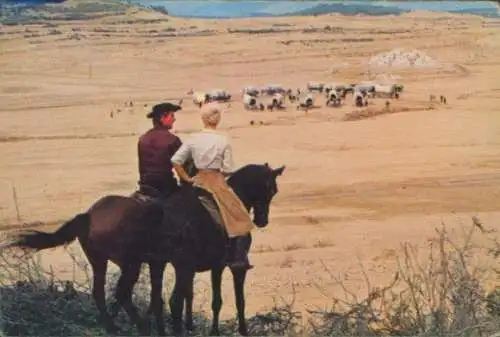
146, 102, 182, 119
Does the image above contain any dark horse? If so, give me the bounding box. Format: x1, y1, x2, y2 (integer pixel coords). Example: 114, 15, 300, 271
3, 163, 285, 336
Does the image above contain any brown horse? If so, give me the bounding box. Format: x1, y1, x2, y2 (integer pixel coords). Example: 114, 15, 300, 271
3, 163, 286, 336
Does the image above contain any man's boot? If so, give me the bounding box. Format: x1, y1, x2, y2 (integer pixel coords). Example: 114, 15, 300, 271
227, 236, 253, 270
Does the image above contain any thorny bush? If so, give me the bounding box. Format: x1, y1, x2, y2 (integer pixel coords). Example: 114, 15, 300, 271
0, 217, 499, 336
308, 217, 500, 336
0, 246, 301, 336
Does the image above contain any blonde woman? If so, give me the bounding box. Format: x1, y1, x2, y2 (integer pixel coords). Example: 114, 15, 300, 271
171, 102, 255, 270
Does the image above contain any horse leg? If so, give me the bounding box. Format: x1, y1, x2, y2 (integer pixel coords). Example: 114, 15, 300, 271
89, 256, 120, 334
184, 275, 195, 332
80, 241, 119, 334
232, 268, 249, 336
108, 264, 127, 318
169, 267, 195, 336
114, 262, 150, 335
147, 261, 167, 336
209, 267, 224, 336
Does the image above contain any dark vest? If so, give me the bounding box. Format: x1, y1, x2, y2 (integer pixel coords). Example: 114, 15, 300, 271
138, 127, 182, 196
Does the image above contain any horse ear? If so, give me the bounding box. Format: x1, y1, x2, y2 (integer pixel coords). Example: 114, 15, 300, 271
273, 165, 285, 177
264, 162, 269, 168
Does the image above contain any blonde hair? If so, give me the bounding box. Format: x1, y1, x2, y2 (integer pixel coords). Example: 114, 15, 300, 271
200, 102, 223, 125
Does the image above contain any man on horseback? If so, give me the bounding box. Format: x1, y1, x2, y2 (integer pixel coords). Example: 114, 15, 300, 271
138, 102, 183, 199
171, 102, 255, 270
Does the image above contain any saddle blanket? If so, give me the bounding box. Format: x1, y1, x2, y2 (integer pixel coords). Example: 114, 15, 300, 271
194, 170, 255, 238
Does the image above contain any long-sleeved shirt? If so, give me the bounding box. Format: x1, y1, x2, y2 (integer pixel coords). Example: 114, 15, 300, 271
171, 129, 234, 173
138, 126, 182, 194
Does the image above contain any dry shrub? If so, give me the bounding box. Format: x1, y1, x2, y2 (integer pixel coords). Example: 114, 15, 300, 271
222, 297, 302, 336
0, 248, 146, 336
0, 246, 301, 336
1, 217, 498, 336
308, 217, 500, 336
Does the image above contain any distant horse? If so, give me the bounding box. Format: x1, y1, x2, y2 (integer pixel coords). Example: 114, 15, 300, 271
3, 163, 286, 336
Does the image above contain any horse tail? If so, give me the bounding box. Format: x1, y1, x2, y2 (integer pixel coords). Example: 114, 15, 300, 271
5, 213, 90, 251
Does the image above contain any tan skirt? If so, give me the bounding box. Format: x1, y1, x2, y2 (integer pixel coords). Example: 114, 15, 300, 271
194, 169, 255, 237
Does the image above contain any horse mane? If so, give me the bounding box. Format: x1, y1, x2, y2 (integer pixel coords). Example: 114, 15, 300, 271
228, 164, 266, 182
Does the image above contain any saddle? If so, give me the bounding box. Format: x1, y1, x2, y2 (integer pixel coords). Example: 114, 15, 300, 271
131, 181, 239, 266
131, 183, 222, 224
130, 184, 169, 205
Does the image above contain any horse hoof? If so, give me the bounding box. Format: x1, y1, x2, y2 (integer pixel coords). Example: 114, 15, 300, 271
105, 323, 121, 334
138, 320, 151, 335
109, 302, 121, 318
172, 325, 183, 336
209, 328, 220, 336
138, 326, 151, 336
185, 322, 195, 332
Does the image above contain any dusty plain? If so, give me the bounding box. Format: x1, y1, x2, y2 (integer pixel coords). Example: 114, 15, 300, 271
1, 7, 500, 320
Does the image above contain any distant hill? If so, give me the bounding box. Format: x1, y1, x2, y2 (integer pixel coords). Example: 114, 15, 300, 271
282, 2, 498, 18
446, 7, 499, 18
1, 0, 66, 3
0, 0, 168, 25
283, 3, 408, 17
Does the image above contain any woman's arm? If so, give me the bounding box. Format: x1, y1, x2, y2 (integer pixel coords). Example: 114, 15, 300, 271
173, 163, 194, 183
221, 140, 234, 177
171, 142, 194, 183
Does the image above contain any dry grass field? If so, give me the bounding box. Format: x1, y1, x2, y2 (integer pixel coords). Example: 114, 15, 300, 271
1, 3, 499, 332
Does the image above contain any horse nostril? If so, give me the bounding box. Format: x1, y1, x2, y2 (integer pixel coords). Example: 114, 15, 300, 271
256, 220, 268, 228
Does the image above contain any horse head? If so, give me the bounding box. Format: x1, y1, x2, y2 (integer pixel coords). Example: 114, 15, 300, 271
227, 163, 285, 228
